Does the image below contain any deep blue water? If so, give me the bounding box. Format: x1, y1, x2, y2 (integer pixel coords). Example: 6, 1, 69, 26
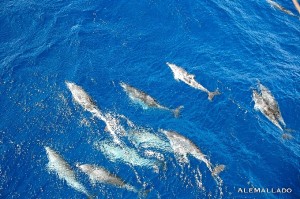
0, 0, 299, 198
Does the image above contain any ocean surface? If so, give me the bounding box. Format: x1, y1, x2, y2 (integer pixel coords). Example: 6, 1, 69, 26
0, 0, 299, 198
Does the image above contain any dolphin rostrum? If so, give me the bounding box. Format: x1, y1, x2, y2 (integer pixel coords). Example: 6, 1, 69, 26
292, 0, 300, 14
45, 147, 92, 198
77, 163, 148, 197
166, 62, 220, 101
160, 129, 225, 177
266, 0, 297, 17
120, 82, 183, 117
252, 90, 283, 131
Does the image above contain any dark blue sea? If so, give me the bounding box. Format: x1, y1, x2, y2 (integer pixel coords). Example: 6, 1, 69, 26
0, 0, 299, 198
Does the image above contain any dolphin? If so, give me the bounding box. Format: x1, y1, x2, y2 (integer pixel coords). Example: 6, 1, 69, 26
77, 163, 147, 196
120, 82, 183, 117
266, 0, 296, 16
252, 90, 283, 131
166, 62, 220, 101
160, 129, 225, 177
65, 81, 100, 115
292, 0, 300, 14
259, 83, 286, 127
45, 147, 92, 198
65, 81, 122, 144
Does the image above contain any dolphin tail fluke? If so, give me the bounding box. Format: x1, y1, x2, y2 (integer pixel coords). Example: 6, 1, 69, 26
212, 165, 225, 177
138, 188, 151, 199
283, 128, 296, 133
282, 133, 293, 140
153, 159, 167, 171
87, 194, 95, 199
82, 189, 95, 199
208, 89, 221, 101
282, 128, 296, 140
172, 105, 184, 118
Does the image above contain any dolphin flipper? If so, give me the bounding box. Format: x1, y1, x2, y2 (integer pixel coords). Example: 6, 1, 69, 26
138, 188, 151, 199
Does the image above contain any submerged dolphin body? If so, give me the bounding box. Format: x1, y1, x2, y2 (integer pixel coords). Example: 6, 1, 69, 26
94, 140, 161, 172
77, 163, 146, 196
259, 83, 286, 127
166, 62, 220, 101
252, 90, 283, 131
45, 147, 91, 198
120, 82, 183, 117
267, 0, 296, 16
127, 128, 172, 152
65, 81, 122, 144
160, 129, 225, 177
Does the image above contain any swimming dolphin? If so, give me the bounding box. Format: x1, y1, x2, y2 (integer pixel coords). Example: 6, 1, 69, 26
259, 83, 286, 127
120, 82, 183, 117
65, 81, 122, 144
77, 163, 147, 196
65, 81, 100, 115
45, 147, 92, 198
252, 90, 283, 131
166, 62, 220, 101
159, 129, 225, 177
267, 0, 296, 16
